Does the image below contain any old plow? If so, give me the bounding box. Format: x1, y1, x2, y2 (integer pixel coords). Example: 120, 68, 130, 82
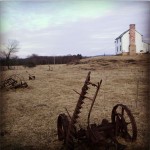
57, 72, 137, 150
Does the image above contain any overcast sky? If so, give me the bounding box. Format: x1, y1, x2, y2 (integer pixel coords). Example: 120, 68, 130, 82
0, 1, 150, 58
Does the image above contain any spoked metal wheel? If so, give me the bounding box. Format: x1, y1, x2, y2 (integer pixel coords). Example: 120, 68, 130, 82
111, 104, 137, 142
57, 113, 69, 142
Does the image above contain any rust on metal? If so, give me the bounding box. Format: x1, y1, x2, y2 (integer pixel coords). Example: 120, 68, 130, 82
57, 71, 137, 150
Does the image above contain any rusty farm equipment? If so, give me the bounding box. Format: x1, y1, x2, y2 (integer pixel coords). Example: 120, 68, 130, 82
29, 74, 35, 80
25, 71, 35, 80
57, 71, 137, 150
0, 74, 28, 89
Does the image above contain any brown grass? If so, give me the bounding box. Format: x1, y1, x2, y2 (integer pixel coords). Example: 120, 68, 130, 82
0, 55, 150, 150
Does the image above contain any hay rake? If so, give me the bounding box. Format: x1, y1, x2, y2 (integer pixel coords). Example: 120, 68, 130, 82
57, 72, 137, 150
0, 74, 28, 89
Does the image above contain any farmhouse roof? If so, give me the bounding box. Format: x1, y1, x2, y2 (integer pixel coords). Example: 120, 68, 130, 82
115, 29, 129, 40
115, 30, 143, 40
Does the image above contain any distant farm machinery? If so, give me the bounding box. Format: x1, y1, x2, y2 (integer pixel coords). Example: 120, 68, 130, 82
0, 74, 28, 89
57, 72, 137, 150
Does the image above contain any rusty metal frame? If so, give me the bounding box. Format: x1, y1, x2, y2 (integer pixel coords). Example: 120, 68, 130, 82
57, 71, 137, 150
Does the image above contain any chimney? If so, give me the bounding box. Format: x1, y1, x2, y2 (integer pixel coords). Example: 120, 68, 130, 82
129, 24, 136, 55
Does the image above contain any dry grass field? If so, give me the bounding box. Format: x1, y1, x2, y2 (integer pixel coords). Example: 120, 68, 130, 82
0, 55, 150, 150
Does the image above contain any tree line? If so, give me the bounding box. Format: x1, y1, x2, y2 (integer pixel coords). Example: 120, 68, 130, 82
1, 54, 83, 67
0, 40, 83, 68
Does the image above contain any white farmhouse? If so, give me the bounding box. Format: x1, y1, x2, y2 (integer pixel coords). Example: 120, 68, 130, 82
115, 24, 150, 55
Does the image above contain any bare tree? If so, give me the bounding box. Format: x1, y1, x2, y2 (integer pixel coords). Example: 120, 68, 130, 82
0, 40, 19, 69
